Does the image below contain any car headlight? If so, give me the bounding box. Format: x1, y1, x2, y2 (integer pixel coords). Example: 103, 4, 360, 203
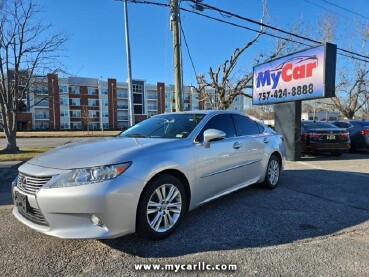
49, 162, 131, 188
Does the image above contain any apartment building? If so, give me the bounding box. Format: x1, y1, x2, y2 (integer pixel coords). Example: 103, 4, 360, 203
10, 73, 244, 131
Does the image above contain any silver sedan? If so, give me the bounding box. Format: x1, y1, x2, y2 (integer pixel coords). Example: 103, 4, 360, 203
12, 110, 285, 240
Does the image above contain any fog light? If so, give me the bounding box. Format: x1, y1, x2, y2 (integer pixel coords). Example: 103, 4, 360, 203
90, 214, 103, 226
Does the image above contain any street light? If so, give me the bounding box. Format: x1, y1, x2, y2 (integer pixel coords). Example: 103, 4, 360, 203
114, 0, 135, 127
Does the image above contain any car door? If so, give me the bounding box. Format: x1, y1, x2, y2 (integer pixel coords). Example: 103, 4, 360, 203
192, 114, 246, 205
231, 114, 265, 183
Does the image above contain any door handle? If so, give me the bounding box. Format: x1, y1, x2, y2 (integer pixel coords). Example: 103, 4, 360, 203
233, 142, 242, 149
263, 138, 270, 143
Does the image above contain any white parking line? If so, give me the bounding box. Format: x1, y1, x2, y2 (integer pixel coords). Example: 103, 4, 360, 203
297, 161, 369, 178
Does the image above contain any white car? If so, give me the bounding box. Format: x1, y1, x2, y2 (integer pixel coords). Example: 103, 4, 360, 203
12, 110, 285, 240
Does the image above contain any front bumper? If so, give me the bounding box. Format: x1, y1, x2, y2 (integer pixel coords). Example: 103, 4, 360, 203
12, 164, 144, 239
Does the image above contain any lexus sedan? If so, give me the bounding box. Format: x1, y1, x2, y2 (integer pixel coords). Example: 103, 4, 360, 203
332, 120, 369, 150
12, 110, 285, 240
301, 120, 350, 156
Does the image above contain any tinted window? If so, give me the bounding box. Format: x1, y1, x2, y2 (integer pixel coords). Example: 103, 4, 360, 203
352, 121, 369, 127
301, 121, 339, 130
334, 122, 351, 128
232, 114, 261, 136
197, 114, 236, 141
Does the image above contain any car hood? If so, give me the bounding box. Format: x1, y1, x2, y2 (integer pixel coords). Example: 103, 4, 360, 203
26, 137, 171, 170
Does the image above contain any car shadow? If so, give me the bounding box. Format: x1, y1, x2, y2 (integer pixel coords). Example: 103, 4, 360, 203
101, 168, 369, 258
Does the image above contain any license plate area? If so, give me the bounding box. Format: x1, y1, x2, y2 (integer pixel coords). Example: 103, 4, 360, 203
14, 191, 28, 214
326, 135, 336, 140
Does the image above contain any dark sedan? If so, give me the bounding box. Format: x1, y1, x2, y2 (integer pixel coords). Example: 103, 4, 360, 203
301, 121, 350, 156
332, 120, 369, 150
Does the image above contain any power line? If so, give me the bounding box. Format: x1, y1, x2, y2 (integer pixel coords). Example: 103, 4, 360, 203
127, 0, 369, 63
303, 0, 351, 21
180, 24, 198, 81
318, 0, 369, 21
193, 0, 369, 61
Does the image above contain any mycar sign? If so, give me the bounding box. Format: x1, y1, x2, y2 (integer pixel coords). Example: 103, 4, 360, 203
252, 43, 337, 105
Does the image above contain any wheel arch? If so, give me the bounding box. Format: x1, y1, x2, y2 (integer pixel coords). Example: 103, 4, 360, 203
135, 169, 191, 222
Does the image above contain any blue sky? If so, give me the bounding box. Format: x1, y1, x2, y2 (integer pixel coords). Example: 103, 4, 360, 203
33, 0, 369, 86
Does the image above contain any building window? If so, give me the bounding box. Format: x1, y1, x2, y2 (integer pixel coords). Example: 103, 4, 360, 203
71, 110, 81, 118
70, 86, 80, 94
101, 100, 108, 107
59, 97, 68, 105
59, 85, 68, 93
70, 98, 80, 106
133, 84, 143, 93
89, 110, 98, 118
34, 85, 48, 94
88, 87, 97, 95
103, 111, 109, 117
60, 110, 69, 117
60, 123, 70, 129
88, 99, 98, 107
71, 122, 82, 130
101, 88, 108, 95
103, 123, 109, 129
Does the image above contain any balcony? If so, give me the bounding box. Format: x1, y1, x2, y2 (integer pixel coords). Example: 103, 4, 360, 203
34, 115, 49, 120
117, 116, 129, 121
117, 105, 128, 110
117, 93, 128, 99
147, 106, 158, 111
34, 101, 49, 107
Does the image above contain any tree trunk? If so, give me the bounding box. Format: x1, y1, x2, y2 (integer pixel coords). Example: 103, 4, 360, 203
4, 130, 19, 153
2, 111, 19, 154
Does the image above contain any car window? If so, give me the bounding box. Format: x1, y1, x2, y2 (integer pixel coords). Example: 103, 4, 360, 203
120, 113, 205, 139
232, 114, 261, 136
196, 114, 236, 142
333, 122, 350, 128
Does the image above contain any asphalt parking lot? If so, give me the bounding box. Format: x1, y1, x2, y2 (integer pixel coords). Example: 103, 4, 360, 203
0, 152, 368, 276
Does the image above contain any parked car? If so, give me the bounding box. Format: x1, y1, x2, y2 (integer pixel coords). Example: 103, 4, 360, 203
12, 110, 285, 240
332, 120, 369, 150
301, 120, 350, 156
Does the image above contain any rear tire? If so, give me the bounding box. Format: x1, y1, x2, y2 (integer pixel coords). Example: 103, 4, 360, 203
136, 174, 187, 240
263, 155, 281, 189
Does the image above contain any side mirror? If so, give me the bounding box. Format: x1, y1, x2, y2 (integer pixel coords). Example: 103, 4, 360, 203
203, 129, 226, 148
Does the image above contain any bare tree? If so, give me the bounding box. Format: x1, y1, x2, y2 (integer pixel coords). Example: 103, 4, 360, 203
315, 15, 369, 119
0, 0, 68, 153
81, 106, 95, 134
193, 2, 307, 110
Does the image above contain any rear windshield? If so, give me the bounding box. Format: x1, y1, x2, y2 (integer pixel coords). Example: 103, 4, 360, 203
351, 121, 369, 127
301, 121, 339, 129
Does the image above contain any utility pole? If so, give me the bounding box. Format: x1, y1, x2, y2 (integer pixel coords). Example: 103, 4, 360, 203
170, 0, 183, 111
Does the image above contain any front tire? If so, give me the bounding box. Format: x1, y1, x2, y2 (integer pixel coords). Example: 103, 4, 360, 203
263, 155, 281, 189
136, 174, 187, 240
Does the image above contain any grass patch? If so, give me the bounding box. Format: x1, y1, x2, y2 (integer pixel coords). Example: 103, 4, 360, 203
0, 131, 121, 138
0, 147, 52, 161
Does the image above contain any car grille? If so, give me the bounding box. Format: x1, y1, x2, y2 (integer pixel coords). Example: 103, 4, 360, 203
17, 173, 53, 195
18, 203, 49, 226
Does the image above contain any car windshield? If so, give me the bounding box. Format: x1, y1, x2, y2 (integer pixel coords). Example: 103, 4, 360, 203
120, 113, 206, 139
352, 121, 369, 127
302, 121, 338, 129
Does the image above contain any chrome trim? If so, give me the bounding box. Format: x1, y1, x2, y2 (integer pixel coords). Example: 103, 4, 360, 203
201, 159, 262, 178
198, 177, 259, 206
